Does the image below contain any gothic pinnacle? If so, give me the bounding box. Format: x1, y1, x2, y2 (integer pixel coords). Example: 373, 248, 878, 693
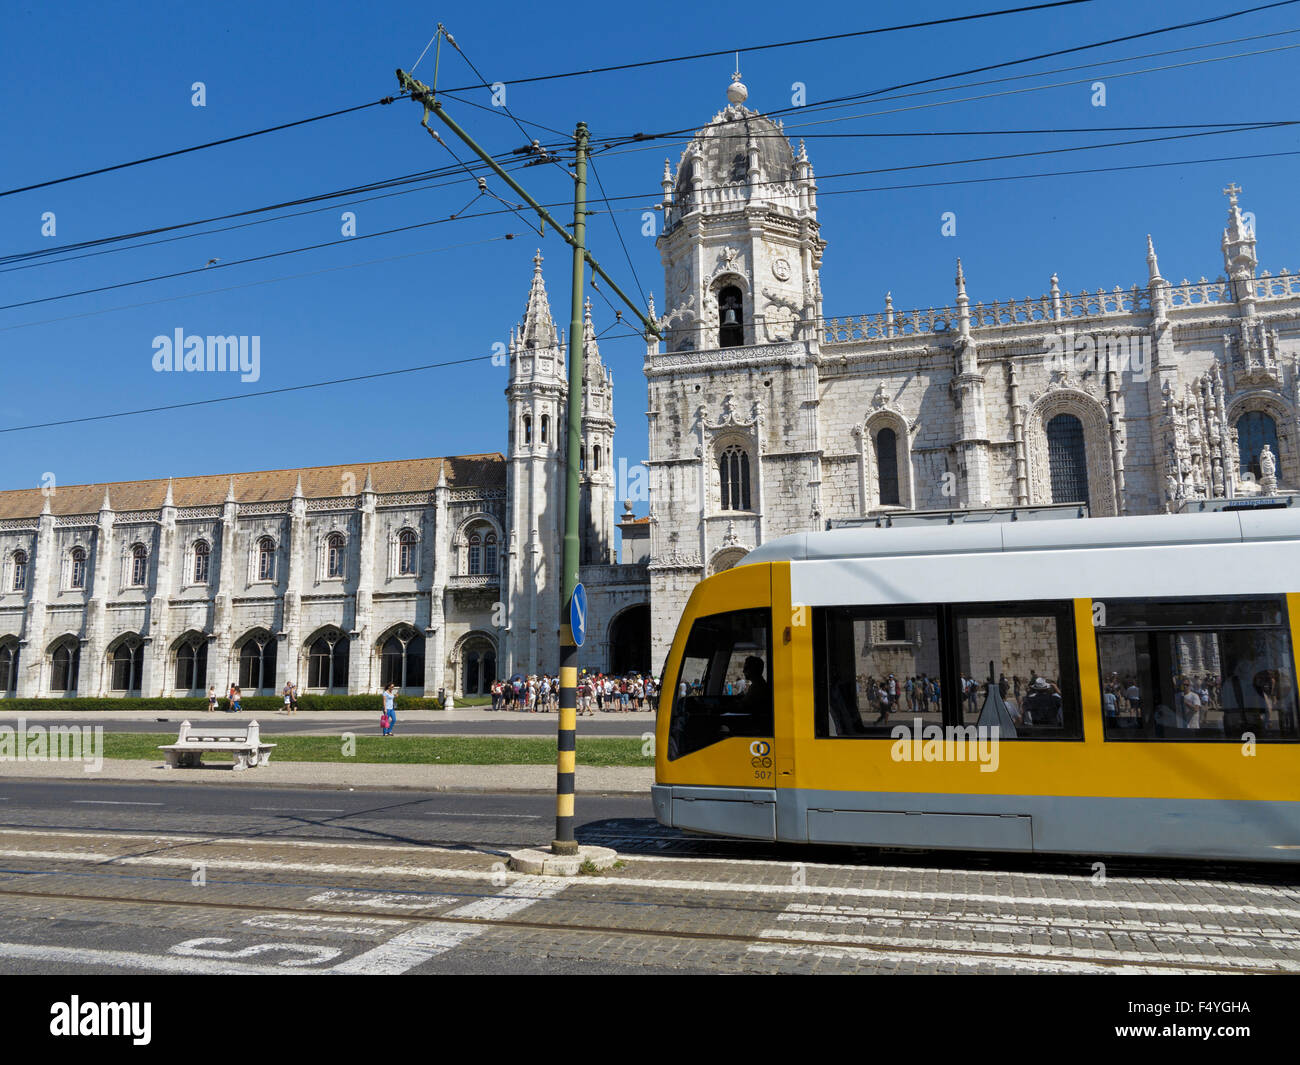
1146, 234, 1163, 282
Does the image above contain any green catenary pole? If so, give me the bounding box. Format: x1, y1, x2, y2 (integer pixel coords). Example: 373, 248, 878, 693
552, 121, 588, 855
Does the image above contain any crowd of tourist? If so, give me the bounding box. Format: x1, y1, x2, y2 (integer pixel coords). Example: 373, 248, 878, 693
489, 672, 659, 714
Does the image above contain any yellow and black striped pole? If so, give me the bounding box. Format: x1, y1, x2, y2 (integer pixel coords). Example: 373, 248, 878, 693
553, 122, 589, 856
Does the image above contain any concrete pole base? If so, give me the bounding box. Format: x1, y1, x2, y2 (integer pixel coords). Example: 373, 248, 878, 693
507, 845, 618, 877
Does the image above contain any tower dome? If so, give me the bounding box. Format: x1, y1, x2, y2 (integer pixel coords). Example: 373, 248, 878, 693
672, 80, 796, 202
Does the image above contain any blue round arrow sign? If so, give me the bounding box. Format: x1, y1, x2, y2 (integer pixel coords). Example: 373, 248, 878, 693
570, 583, 587, 648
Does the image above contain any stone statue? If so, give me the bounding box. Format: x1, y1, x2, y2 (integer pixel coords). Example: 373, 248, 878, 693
1260, 444, 1278, 494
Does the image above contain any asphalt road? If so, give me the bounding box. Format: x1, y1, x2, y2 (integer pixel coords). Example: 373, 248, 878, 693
2, 778, 1299, 977
0, 778, 651, 849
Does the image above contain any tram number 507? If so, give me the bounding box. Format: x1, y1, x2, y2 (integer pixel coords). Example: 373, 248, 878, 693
750, 740, 773, 780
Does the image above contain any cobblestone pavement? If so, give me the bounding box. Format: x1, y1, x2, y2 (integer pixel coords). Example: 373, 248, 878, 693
0, 823, 1297, 975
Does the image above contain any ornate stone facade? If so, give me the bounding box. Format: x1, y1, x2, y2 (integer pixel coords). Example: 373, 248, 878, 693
642, 81, 1300, 669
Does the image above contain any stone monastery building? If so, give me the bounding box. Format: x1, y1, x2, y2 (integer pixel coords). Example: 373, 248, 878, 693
1, 76, 1297, 697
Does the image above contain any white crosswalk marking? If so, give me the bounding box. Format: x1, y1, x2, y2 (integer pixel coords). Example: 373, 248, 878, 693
330, 877, 568, 974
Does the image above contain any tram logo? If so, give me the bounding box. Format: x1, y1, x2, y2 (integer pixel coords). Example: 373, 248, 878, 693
890, 720, 1001, 773
749, 740, 771, 757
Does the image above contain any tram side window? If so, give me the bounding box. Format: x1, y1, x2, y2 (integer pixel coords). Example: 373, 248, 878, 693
668, 608, 772, 760
812, 608, 943, 737
952, 602, 1082, 740
1096, 597, 1299, 742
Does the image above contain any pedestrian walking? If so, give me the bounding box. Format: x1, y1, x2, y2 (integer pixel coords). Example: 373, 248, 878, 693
382, 683, 397, 736
207, 685, 217, 713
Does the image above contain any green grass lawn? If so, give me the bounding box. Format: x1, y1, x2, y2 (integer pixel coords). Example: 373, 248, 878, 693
111, 733, 653, 767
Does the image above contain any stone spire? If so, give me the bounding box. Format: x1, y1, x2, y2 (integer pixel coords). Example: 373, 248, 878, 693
519, 250, 558, 350
955, 258, 971, 339
582, 297, 603, 374
225, 478, 236, 503
1221, 182, 1257, 281
362, 467, 374, 494
293, 473, 304, 499
162, 477, 174, 508
41, 493, 51, 515
101, 487, 113, 511
436, 462, 448, 490
1146, 234, 1163, 282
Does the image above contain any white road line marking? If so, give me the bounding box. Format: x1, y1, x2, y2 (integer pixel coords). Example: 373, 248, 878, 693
330, 877, 568, 975
307, 890, 447, 911
777, 903, 1300, 940
0, 941, 302, 976
169, 938, 341, 966
69, 800, 163, 806
243, 914, 403, 936
423, 812, 543, 820
757, 926, 1300, 972
746, 941, 1172, 974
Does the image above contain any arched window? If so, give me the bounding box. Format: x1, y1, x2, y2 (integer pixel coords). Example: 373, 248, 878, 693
238, 634, 277, 691
11, 551, 26, 593
380, 631, 425, 690
0, 641, 19, 693
468, 533, 483, 575
1046, 413, 1090, 504
718, 285, 744, 348
593, 446, 601, 471
876, 427, 901, 506
111, 639, 144, 693
307, 631, 349, 691
326, 533, 345, 579
192, 540, 210, 584
398, 530, 417, 575
1237, 411, 1280, 479
174, 636, 208, 691
70, 547, 86, 590
130, 544, 148, 587
719, 445, 752, 511
541, 414, 549, 444
485, 534, 498, 575
50, 639, 79, 693
523, 414, 532, 446
257, 537, 276, 582
580, 446, 586, 472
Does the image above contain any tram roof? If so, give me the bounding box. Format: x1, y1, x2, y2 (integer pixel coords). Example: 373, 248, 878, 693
741, 506, 1300, 565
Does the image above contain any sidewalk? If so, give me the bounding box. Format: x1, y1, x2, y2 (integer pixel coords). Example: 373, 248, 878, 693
0, 755, 654, 794
0, 708, 657, 728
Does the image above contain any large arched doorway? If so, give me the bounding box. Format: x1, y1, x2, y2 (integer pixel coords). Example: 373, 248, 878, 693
608, 605, 650, 675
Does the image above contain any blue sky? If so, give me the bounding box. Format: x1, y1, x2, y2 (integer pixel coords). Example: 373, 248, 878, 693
3, 0, 1299, 519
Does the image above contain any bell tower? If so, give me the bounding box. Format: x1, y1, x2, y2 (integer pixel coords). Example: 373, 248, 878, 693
502, 251, 566, 678
579, 299, 616, 565
655, 72, 825, 353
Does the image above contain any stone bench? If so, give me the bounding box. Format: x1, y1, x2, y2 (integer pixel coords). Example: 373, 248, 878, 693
159, 720, 276, 770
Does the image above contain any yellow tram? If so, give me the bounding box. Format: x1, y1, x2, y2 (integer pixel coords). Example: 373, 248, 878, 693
652, 509, 1300, 862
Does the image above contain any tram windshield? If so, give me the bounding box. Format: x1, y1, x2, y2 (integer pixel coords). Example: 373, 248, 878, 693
668, 607, 772, 759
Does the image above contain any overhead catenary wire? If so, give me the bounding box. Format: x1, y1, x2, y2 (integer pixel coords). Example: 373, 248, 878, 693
0, 351, 507, 436
590, 35, 1300, 160
0, 234, 521, 333
0, 97, 404, 200
0, 153, 544, 274
588, 155, 648, 310
432, 1, 1097, 94
593, 2, 1300, 150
